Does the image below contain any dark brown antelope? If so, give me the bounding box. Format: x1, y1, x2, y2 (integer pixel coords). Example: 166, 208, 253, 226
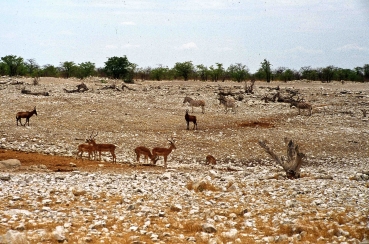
152, 137, 177, 168
16, 107, 37, 126
134, 146, 158, 164
76, 143, 95, 160
185, 110, 197, 130
205, 155, 216, 165
289, 100, 312, 116
86, 132, 117, 163
183, 96, 205, 113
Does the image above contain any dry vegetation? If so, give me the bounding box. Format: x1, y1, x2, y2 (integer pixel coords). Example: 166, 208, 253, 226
0, 77, 368, 243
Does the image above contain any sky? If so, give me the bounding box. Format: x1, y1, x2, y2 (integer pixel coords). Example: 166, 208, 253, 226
1, 0, 368, 73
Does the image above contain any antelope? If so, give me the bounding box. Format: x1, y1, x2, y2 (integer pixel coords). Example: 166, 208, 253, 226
152, 137, 176, 168
183, 96, 205, 113
205, 155, 216, 165
16, 107, 37, 126
76, 143, 95, 160
218, 95, 236, 113
185, 109, 197, 130
289, 100, 312, 116
134, 146, 158, 164
86, 132, 117, 163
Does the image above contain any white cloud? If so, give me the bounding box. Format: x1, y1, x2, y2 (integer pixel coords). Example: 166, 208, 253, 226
179, 42, 198, 50
335, 44, 369, 52
121, 21, 136, 26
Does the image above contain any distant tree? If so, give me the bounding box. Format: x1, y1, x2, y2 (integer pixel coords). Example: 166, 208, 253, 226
209, 63, 225, 82
260, 59, 272, 83
196, 64, 209, 81
76, 62, 96, 79
41, 64, 59, 77
173, 61, 194, 81
364, 64, 369, 81
25, 59, 40, 77
135, 66, 152, 81
104, 56, 133, 80
1, 55, 25, 76
300, 66, 314, 80
227, 63, 250, 82
151, 65, 169, 81
60, 61, 77, 78
322, 65, 336, 83
0, 62, 6, 76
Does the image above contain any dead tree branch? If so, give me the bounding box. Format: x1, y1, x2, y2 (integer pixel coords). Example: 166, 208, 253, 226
258, 138, 305, 179
63, 82, 89, 93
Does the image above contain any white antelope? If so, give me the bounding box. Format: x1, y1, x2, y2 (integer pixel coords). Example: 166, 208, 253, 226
183, 96, 205, 113
152, 137, 177, 168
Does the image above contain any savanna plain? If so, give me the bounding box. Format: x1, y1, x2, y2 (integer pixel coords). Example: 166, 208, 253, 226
0, 77, 368, 244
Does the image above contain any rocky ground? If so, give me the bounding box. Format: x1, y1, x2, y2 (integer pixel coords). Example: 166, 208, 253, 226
0, 77, 368, 243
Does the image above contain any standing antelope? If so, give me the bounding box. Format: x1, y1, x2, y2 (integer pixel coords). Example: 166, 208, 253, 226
16, 107, 37, 126
134, 146, 158, 164
76, 143, 95, 160
289, 100, 312, 116
185, 110, 197, 130
152, 138, 177, 168
87, 132, 117, 163
183, 96, 205, 113
205, 155, 216, 165
218, 95, 236, 113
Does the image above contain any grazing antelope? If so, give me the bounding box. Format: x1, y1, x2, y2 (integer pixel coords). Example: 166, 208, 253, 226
76, 143, 95, 160
16, 107, 37, 126
205, 155, 216, 165
183, 96, 205, 113
185, 109, 197, 130
134, 146, 158, 164
87, 132, 117, 163
152, 137, 177, 168
289, 100, 312, 116
218, 95, 236, 113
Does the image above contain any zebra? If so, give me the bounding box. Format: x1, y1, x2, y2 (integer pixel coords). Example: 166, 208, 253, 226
289, 100, 312, 116
218, 95, 236, 114
183, 96, 205, 113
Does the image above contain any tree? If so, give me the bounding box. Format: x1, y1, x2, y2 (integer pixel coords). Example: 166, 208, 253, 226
77, 62, 96, 79
1, 55, 25, 76
227, 63, 250, 82
364, 64, 369, 81
60, 61, 77, 78
104, 56, 133, 80
41, 64, 59, 77
260, 59, 272, 83
209, 63, 225, 82
25, 59, 40, 77
322, 65, 336, 83
151, 65, 169, 81
196, 64, 209, 81
173, 61, 194, 81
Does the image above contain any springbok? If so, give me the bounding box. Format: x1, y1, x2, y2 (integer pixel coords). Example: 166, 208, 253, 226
218, 95, 236, 113
289, 100, 312, 116
16, 107, 37, 126
134, 146, 158, 164
86, 132, 117, 163
183, 96, 205, 113
185, 110, 197, 130
152, 137, 177, 168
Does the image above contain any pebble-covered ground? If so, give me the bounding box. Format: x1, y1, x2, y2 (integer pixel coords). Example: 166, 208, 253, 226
0, 77, 368, 243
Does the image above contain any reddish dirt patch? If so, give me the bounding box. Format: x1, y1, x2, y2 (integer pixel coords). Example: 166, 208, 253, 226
237, 120, 274, 128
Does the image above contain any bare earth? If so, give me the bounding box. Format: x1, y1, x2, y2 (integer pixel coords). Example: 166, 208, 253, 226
0, 77, 368, 243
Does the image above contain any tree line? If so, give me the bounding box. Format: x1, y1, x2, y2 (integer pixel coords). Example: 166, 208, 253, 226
1, 55, 368, 83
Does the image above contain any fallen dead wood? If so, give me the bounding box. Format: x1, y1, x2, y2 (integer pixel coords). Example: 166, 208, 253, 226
258, 138, 305, 179
63, 83, 89, 93
21, 88, 49, 96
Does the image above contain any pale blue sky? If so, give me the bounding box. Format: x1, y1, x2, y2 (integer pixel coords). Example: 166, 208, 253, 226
1, 0, 368, 72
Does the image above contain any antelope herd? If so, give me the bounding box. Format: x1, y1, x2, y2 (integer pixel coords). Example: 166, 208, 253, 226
15, 84, 314, 167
